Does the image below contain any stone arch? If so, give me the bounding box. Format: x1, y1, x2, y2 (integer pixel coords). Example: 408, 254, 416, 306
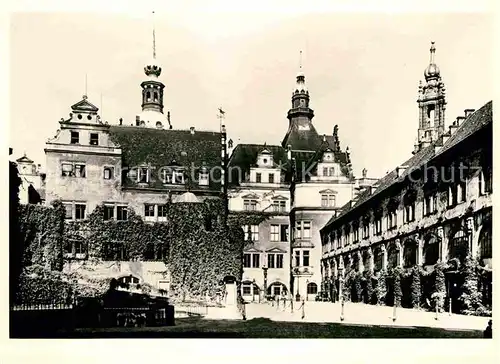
387, 241, 399, 269
306, 282, 318, 295
373, 245, 384, 271
448, 228, 469, 262
477, 219, 492, 261
267, 281, 288, 296
403, 239, 418, 268
423, 233, 440, 266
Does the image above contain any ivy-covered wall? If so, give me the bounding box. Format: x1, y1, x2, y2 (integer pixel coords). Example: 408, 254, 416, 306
18, 201, 65, 272
10, 160, 23, 305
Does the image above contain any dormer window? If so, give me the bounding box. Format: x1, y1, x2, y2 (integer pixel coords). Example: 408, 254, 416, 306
256, 173, 262, 183
138, 167, 149, 183
321, 193, 336, 207
268, 173, 275, 183
70, 131, 79, 144
272, 200, 286, 212
244, 199, 257, 211
173, 170, 185, 184
199, 170, 209, 186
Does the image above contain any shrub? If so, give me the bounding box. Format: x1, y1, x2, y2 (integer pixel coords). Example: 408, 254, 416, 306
375, 270, 387, 305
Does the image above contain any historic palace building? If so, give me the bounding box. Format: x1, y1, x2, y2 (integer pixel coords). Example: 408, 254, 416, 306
228, 65, 376, 301
320, 43, 493, 312
42, 33, 227, 291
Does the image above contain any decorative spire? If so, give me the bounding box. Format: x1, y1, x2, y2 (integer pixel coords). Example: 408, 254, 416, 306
152, 11, 156, 59
144, 11, 161, 78
424, 41, 440, 81
295, 50, 307, 92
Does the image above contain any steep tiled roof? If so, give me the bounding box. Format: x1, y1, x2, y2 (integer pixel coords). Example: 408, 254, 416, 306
281, 123, 323, 151
109, 126, 222, 191
322, 100, 493, 231
228, 144, 290, 185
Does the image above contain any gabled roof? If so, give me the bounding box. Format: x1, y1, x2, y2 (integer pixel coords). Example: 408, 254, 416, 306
322, 100, 493, 231
109, 126, 222, 191
241, 193, 260, 199
228, 144, 290, 186
266, 246, 287, 253
271, 195, 289, 200
16, 154, 33, 163
71, 96, 99, 113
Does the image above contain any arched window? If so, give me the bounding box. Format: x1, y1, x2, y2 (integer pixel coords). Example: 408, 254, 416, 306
479, 222, 492, 260
423, 234, 440, 265
146, 91, 151, 101
267, 282, 287, 297
154, 92, 158, 102
449, 230, 469, 262
403, 240, 417, 268
307, 282, 318, 295
118, 275, 139, 285
374, 247, 383, 271
387, 244, 398, 268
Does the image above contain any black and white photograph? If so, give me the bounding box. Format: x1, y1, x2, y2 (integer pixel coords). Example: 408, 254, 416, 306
2, 1, 497, 362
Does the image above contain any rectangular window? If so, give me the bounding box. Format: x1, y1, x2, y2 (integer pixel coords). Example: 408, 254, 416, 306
387, 211, 397, 229
243, 254, 251, 268
61, 163, 74, 177
458, 181, 467, 203
104, 167, 114, 180
242, 284, 252, 295
353, 226, 359, 242
404, 204, 415, 223
244, 199, 257, 211
302, 250, 310, 267
75, 164, 86, 178
145, 204, 155, 217
251, 225, 259, 241
272, 200, 286, 212
268, 173, 274, 183
63, 203, 73, 219
158, 205, 168, 218
138, 167, 149, 183
321, 194, 336, 207
294, 250, 300, 267
374, 217, 382, 235
70, 131, 79, 144
270, 224, 279, 241
329, 167, 335, 176
199, 171, 209, 186
276, 254, 284, 268
252, 253, 260, 268
280, 224, 289, 242
448, 185, 457, 207
256, 173, 262, 183
117, 206, 128, 221
424, 193, 437, 216
90, 133, 99, 146
268, 254, 275, 269
303, 221, 311, 239
173, 170, 185, 184
75, 204, 86, 220
323, 167, 328, 176
104, 205, 114, 220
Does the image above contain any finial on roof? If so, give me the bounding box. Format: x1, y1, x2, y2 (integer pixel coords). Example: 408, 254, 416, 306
299, 50, 303, 70
152, 11, 156, 59
362, 168, 367, 178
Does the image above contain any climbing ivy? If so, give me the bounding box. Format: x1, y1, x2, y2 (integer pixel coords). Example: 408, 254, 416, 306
392, 267, 403, 307
432, 262, 447, 312
18, 201, 65, 272
459, 256, 484, 315
353, 271, 363, 302
363, 270, 374, 304
408, 266, 421, 308
10, 160, 23, 306
375, 270, 387, 305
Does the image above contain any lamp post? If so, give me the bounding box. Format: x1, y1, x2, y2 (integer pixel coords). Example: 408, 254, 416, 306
306, 279, 309, 301
262, 265, 268, 302
252, 279, 256, 303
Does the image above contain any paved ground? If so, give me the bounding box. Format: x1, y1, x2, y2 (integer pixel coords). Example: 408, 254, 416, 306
237, 301, 490, 331
52, 317, 484, 338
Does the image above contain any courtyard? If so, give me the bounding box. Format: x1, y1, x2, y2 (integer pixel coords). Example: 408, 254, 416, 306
50, 316, 483, 338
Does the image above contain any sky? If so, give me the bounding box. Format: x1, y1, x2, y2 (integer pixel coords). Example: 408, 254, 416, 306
8, 11, 493, 178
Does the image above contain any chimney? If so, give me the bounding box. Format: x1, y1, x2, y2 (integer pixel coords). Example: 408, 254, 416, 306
456, 116, 466, 126
135, 115, 140, 126
464, 109, 475, 118
119, 118, 123, 125
449, 117, 460, 135
190, 127, 195, 135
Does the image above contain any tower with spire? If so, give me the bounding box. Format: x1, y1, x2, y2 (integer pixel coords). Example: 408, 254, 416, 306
137, 11, 168, 128
415, 41, 446, 151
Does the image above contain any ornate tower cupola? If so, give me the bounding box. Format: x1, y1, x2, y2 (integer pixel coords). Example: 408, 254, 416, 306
287, 51, 314, 124
137, 11, 168, 128
415, 41, 446, 152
